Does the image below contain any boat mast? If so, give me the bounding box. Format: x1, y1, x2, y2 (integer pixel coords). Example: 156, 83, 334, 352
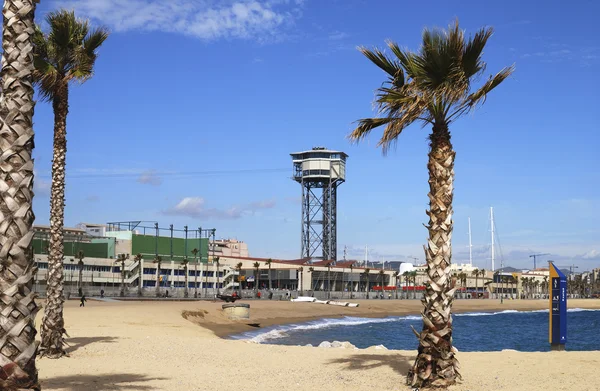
468, 217, 473, 267
490, 207, 495, 271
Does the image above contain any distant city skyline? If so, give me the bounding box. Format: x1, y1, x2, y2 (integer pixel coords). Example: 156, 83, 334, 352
32, 0, 599, 271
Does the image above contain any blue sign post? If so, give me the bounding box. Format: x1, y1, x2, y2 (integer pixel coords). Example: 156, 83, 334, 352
549, 261, 567, 351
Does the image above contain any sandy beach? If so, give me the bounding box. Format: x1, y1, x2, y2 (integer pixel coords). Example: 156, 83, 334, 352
36, 298, 600, 391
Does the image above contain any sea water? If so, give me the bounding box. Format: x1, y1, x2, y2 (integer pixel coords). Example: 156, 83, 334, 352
230, 308, 600, 352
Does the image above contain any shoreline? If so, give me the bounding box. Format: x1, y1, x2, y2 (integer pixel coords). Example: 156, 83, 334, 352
185, 298, 600, 338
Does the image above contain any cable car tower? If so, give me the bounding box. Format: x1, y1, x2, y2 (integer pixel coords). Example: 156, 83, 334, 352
291, 147, 347, 262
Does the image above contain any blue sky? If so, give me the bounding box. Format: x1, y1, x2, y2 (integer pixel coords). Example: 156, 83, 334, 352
32, 0, 599, 270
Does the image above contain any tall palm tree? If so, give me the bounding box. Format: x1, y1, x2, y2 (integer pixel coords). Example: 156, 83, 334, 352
327, 261, 332, 299
393, 271, 400, 299
349, 264, 354, 298
410, 271, 418, 299
154, 255, 162, 297
191, 248, 199, 298
378, 269, 385, 298
349, 21, 512, 386
254, 262, 261, 293
34, 10, 108, 359
116, 253, 129, 297
235, 262, 243, 294
362, 268, 371, 299
214, 256, 220, 293
265, 258, 273, 291
308, 266, 315, 294
182, 258, 189, 298
403, 271, 410, 299
472, 269, 479, 298
77, 259, 84, 294
297, 266, 303, 295
134, 253, 143, 297
0, 0, 40, 386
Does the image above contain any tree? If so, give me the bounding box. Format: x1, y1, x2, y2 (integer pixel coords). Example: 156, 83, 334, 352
403, 271, 410, 300
134, 253, 143, 297
0, 0, 40, 386
254, 262, 261, 293
471, 269, 479, 298
362, 268, 371, 299
191, 248, 199, 298
308, 267, 315, 294
379, 269, 386, 297
349, 264, 355, 298
182, 258, 189, 298
77, 258, 84, 294
410, 271, 418, 299
117, 253, 129, 297
34, 10, 109, 359
235, 262, 243, 294
265, 258, 273, 291
349, 20, 512, 386
393, 271, 400, 299
297, 266, 303, 295
154, 255, 163, 297
327, 261, 333, 299
214, 256, 220, 293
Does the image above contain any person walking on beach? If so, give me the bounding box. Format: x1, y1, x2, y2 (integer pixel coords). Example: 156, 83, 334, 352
80, 294, 87, 307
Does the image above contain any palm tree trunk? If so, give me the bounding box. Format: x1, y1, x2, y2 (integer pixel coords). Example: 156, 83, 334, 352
39, 81, 70, 358
409, 125, 460, 388
120, 261, 125, 297
155, 262, 160, 297
184, 265, 189, 298
194, 261, 198, 298
268, 265, 272, 291
0, 0, 40, 387
138, 259, 142, 297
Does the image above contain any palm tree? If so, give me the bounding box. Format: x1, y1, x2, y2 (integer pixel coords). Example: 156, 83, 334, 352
34, 10, 108, 359
308, 267, 315, 294
254, 262, 261, 293
543, 276, 548, 297
410, 271, 418, 299
327, 261, 333, 299
154, 255, 162, 297
134, 253, 143, 297
349, 20, 512, 387
235, 262, 243, 294
182, 258, 190, 298
362, 268, 371, 299
116, 253, 129, 297
349, 264, 354, 298
77, 259, 84, 294
297, 266, 303, 296
191, 248, 199, 298
472, 269, 479, 298
0, 0, 40, 384
265, 258, 273, 291
214, 256, 221, 293
393, 271, 400, 299
403, 271, 410, 299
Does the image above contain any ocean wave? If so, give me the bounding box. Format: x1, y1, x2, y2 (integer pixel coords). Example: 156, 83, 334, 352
232, 308, 600, 343
232, 315, 419, 343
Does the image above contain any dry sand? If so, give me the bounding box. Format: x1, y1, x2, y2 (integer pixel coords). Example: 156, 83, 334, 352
35, 298, 600, 391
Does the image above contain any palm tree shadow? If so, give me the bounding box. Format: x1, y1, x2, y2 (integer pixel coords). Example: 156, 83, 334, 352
328, 353, 414, 376
42, 373, 166, 391
65, 336, 118, 354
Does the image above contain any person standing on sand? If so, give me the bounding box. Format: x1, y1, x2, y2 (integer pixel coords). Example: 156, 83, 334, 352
80, 294, 87, 307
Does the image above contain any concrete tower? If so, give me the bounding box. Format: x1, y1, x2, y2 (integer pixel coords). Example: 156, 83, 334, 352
291, 147, 347, 262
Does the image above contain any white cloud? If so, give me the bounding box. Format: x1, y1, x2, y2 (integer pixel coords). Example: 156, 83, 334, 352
137, 170, 162, 186
582, 249, 600, 260
54, 0, 305, 42
163, 197, 276, 219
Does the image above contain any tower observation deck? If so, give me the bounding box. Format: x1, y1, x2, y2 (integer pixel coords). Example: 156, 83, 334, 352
291, 147, 347, 262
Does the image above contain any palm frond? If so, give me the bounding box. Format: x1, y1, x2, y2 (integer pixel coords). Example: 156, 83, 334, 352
462, 27, 494, 78
359, 46, 405, 88
464, 65, 514, 110
348, 117, 395, 143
